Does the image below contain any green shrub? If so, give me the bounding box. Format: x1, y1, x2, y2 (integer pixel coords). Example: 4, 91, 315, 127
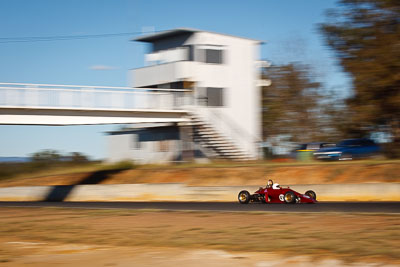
105, 160, 137, 171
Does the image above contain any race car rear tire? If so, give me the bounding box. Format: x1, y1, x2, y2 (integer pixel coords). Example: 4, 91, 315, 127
238, 190, 251, 204
305, 190, 317, 200
284, 191, 296, 204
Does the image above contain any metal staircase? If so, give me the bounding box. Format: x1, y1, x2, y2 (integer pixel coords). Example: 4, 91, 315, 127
189, 114, 253, 161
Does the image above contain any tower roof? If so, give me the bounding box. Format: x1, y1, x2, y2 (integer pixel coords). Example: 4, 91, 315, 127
133, 28, 264, 44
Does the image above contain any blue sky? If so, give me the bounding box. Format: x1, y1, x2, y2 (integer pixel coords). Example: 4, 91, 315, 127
0, 0, 349, 159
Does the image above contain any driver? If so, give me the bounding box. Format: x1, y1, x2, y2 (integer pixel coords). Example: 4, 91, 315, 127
266, 179, 273, 188
267, 179, 280, 189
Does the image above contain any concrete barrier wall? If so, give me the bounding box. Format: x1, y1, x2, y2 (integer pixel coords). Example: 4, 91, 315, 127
0, 183, 399, 202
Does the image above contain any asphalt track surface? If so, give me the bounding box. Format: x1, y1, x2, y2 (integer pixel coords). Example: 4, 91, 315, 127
0, 201, 399, 213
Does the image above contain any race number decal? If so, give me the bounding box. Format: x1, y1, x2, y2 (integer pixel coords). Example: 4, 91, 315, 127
279, 194, 285, 201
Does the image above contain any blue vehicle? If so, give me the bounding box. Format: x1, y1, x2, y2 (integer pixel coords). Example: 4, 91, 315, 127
313, 138, 380, 160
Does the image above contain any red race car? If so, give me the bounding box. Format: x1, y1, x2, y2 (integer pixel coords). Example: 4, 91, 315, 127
238, 180, 317, 204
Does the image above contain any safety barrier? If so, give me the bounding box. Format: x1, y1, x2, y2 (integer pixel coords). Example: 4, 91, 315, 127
0, 183, 399, 202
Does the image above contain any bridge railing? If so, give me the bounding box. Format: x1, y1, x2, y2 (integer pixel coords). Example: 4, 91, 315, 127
0, 83, 193, 111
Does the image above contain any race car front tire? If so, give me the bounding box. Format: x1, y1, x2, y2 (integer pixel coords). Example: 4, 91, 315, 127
305, 190, 317, 200
238, 190, 251, 204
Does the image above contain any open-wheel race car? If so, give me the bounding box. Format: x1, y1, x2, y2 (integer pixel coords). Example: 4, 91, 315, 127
238, 180, 317, 204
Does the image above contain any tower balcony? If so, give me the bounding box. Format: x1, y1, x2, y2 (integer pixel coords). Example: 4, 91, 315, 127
131, 61, 198, 88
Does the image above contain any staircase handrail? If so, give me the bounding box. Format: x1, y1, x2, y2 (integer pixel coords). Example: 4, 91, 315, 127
190, 108, 261, 158
208, 109, 262, 144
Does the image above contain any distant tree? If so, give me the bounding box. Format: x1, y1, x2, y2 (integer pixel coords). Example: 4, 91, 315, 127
30, 150, 61, 162
320, 0, 400, 155
261, 63, 324, 146
29, 150, 91, 167
317, 89, 354, 142
69, 152, 89, 163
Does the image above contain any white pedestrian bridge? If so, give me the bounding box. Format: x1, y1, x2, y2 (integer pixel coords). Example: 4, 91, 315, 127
0, 83, 192, 125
